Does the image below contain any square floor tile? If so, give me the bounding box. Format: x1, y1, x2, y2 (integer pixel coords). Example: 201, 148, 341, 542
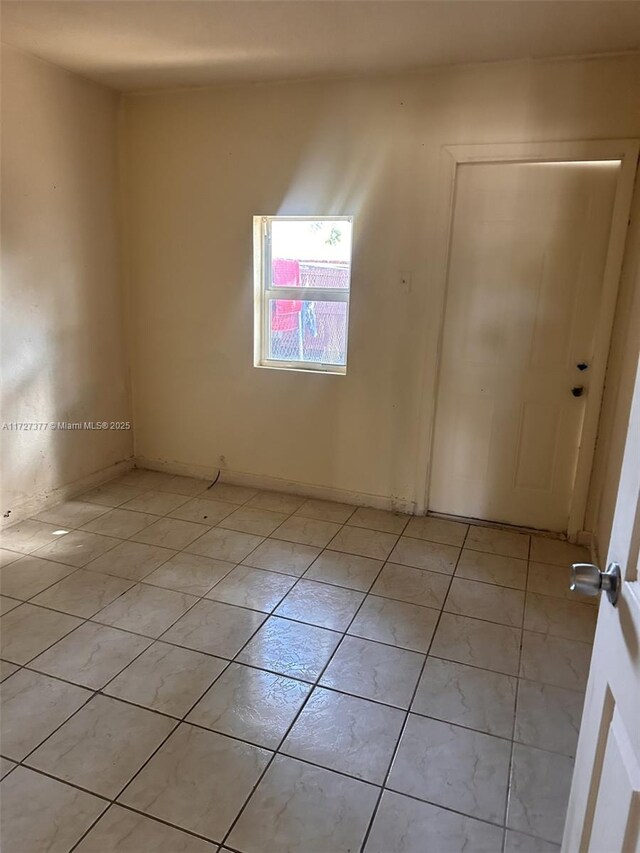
34, 500, 110, 528
388, 714, 511, 823
31, 621, 151, 689
274, 516, 342, 548
371, 563, 449, 609
219, 506, 288, 536
274, 579, 364, 631
529, 536, 589, 567
466, 526, 530, 559
96, 584, 197, 638
202, 482, 258, 504
81, 508, 159, 539
186, 662, 310, 749
445, 577, 525, 627
1, 668, 91, 760
34, 530, 120, 567
0, 604, 82, 664
388, 537, 459, 574
80, 481, 146, 508
0, 757, 16, 779
328, 525, 398, 560
412, 657, 517, 738
158, 475, 210, 497
348, 596, 439, 653
186, 527, 264, 562
32, 570, 134, 617
105, 641, 227, 717
320, 635, 424, 709
403, 516, 468, 547
524, 593, 596, 643
163, 599, 266, 657
206, 564, 296, 612
0, 660, 19, 681
364, 789, 504, 853
247, 491, 306, 513
85, 540, 175, 581
504, 830, 561, 852
507, 743, 574, 845
515, 680, 583, 757
1, 519, 68, 555
456, 548, 528, 589
519, 631, 592, 690
144, 551, 234, 596
304, 549, 383, 591
346, 506, 409, 535
0, 767, 106, 853
527, 561, 595, 605
119, 723, 270, 843
0, 548, 22, 567
237, 616, 341, 682
0, 555, 76, 600
75, 805, 218, 853
0, 595, 20, 615
295, 499, 356, 524
133, 517, 210, 550
171, 497, 236, 525
282, 686, 404, 783
120, 489, 192, 516
27, 695, 175, 798
243, 538, 322, 576
430, 613, 521, 675
227, 755, 378, 853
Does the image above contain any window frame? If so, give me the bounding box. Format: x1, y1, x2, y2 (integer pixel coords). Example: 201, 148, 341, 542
253, 215, 353, 375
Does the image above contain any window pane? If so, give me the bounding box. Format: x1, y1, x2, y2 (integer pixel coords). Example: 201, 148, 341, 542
268, 300, 348, 366
271, 219, 352, 290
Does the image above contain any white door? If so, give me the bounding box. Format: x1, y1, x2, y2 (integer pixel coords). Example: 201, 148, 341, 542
562, 351, 640, 853
429, 159, 620, 531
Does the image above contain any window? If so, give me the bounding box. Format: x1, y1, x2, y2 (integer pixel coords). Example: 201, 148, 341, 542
254, 216, 353, 374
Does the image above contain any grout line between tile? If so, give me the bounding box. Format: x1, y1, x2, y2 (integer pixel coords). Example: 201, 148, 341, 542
217, 541, 391, 849
357, 522, 473, 852
500, 533, 532, 852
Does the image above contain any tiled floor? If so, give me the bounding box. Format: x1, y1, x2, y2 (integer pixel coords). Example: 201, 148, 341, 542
0, 469, 597, 853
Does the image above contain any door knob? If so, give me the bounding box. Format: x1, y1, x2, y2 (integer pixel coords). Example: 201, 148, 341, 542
571, 562, 621, 605
571, 386, 585, 397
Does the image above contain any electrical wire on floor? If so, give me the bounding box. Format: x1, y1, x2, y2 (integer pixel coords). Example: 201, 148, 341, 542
206, 470, 222, 490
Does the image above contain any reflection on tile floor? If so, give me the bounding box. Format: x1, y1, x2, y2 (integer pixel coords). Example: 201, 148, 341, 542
0, 470, 596, 853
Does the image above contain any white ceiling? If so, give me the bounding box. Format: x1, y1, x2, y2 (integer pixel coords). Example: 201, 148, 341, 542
2, 0, 640, 92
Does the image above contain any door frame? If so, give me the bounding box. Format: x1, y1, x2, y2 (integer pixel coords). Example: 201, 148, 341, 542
415, 139, 639, 538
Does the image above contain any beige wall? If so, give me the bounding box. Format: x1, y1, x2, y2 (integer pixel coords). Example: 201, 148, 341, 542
125, 56, 640, 520
122, 53, 640, 518
1, 46, 132, 517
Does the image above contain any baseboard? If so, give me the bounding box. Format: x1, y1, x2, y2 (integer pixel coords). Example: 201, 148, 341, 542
575, 529, 595, 550
135, 456, 417, 514
1, 457, 135, 529
224, 470, 416, 514
134, 456, 221, 484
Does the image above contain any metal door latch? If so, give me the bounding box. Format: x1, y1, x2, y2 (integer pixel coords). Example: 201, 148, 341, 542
571, 562, 621, 606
